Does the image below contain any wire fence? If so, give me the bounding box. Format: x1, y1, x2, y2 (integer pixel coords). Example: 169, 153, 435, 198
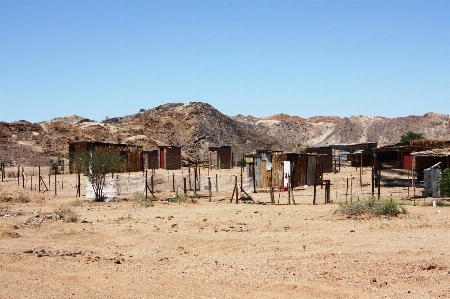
0, 164, 430, 204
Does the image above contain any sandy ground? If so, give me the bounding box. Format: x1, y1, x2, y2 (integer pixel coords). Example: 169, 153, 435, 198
1, 166, 449, 299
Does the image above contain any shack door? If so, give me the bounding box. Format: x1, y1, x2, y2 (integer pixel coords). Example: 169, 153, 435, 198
403, 153, 412, 170
159, 148, 165, 169
307, 155, 317, 186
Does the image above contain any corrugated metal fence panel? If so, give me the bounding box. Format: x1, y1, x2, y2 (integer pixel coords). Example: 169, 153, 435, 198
271, 152, 283, 187
307, 156, 317, 186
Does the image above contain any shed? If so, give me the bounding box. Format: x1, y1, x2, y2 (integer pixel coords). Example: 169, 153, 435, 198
143, 149, 159, 169
306, 146, 333, 173
159, 146, 182, 170
208, 146, 233, 169
68, 141, 143, 174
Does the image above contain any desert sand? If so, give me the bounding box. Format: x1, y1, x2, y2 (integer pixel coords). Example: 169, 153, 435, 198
1, 165, 449, 299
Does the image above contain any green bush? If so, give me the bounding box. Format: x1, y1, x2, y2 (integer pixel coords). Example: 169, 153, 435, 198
334, 197, 407, 217
437, 168, 450, 197
428, 200, 450, 207
131, 192, 154, 207
400, 131, 424, 142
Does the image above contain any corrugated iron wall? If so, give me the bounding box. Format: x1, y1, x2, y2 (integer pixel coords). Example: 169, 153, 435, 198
271, 152, 283, 187
164, 147, 181, 170
291, 154, 308, 187
69, 142, 143, 174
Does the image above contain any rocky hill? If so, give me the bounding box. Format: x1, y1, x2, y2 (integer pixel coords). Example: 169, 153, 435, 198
1, 102, 450, 166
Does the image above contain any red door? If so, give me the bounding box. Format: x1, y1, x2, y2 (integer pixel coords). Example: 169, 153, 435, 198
403, 153, 412, 170
159, 148, 165, 169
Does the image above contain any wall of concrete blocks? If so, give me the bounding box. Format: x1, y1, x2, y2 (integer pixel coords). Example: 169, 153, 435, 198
86, 173, 145, 199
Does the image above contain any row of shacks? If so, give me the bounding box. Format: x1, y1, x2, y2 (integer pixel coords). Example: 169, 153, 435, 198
68, 141, 331, 189
247, 147, 333, 190
69, 140, 450, 197
68, 142, 234, 173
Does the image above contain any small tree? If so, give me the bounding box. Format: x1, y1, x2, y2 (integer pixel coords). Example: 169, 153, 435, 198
400, 131, 424, 142
72, 150, 124, 201
437, 168, 450, 198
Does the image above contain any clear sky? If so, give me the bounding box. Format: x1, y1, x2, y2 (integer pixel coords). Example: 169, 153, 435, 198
1, 0, 449, 123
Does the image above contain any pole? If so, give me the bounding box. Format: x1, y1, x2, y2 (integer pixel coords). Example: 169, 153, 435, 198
54, 171, 57, 196
371, 158, 375, 196
151, 174, 154, 194
17, 165, 20, 186
39, 166, 41, 192
215, 174, 218, 193
145, 170, 148, 199
346, 178, 348, 204
188, 166, 191, 191
377, 164, 381, 200
235, 176, 238, 203
22, 167, 24, 188
183, 177, 187, 195
208, 176, 212, 202
350, 175, 353, 202
313, 180, 316, 205
77, 172, 80, 197
172, 173, 175, 192
194, 161, 197, 197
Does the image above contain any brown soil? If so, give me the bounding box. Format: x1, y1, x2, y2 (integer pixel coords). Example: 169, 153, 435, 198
1, 166, 449, 299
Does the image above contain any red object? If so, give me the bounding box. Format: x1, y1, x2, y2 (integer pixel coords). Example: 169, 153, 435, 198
159, 148, 165, 168
403, 153, 412, 170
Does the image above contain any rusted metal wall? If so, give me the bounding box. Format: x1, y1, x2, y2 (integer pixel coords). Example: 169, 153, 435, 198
254, 154, 263, 188
410, 140, 450, 148
68, 142, 143, 174
216, 147, 232, 169
307, 155, 317, 186
126, 147, 143, 172
348, 153, 374, 167
271, 152, 283, 187
291, 154, 308, 187
209, 146, 232, 169
143, 150, 158, 169
163, 147, 182, 170
306, 147, 333, 173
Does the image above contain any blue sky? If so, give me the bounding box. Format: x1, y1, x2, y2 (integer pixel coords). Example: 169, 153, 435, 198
1, 0, 449, 123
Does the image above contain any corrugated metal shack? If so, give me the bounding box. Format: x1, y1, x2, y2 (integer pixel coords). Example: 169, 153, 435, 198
281, 153, 323, 187
250, 151, 324, 189
306, 146, 333, 173
411, 148, 450, 194
68, 141, 143, 174
375, 140, 450, 186
330, 143, 377, 167
209, 146, 233, 169
159, 146, 182, 170
143, 149, 159, 169
250, 150, 283, 188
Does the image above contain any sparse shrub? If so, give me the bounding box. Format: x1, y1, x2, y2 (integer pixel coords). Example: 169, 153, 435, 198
0, 192, 31, 203
332, 167, 339, 174
131, 192, 154, 207
16, 192, 30, 203
7, 172, 16, 179
428, 200, 450, 207
68, 199, 82, 207
334, 197, 407, 218
437, 168, 450, 197
168, 192, 194, 203
74, 136, 79, 141
54, 204, 78, 222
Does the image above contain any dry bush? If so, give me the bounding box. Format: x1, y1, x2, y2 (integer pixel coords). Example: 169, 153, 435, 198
54, 205, 78, 223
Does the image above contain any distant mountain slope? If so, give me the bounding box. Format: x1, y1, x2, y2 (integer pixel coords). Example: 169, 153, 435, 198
1, 102, 449, 166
